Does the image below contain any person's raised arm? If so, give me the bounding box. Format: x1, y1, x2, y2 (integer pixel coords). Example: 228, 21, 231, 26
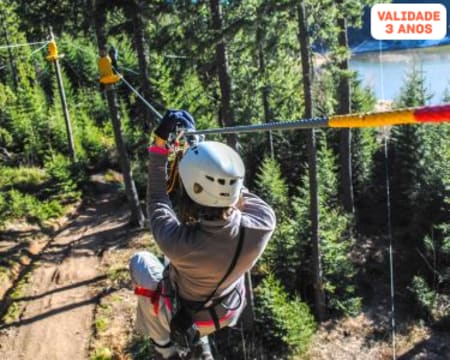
146, 110, 195, 259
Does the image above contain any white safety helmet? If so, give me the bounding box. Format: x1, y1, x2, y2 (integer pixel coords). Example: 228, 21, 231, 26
178, 141, 245, 207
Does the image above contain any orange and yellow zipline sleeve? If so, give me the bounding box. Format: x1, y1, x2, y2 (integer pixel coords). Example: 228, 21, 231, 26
187, 104, 450, 136
328, 104, 450, 128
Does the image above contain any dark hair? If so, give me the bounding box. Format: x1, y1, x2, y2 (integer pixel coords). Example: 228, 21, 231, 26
173, 180, 243, 224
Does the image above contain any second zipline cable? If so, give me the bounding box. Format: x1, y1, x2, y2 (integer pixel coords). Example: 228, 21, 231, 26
0, 40, 48, 50
119, 75, 163, 122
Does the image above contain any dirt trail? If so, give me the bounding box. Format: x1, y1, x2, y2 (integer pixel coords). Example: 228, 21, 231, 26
0, 193, 130, 360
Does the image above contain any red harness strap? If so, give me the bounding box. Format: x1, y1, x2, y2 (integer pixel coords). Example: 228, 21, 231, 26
134, 286, 161, 315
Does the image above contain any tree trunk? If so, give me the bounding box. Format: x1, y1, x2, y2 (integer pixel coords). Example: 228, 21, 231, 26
297, 0, 326, 322
129, 0, 156, 130
256, 12, 274, 158
337, 9, 355, 214
105, 87, 145, 227
93, 0, 107, 49
209, 0, 237, 149
94, 1, 145, 228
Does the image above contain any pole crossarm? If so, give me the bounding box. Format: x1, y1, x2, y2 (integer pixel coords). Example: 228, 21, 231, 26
188, 104, 450, 136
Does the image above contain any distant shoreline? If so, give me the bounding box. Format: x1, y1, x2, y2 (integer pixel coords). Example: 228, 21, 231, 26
351, 38, 450, 55
351, 44, 450, 62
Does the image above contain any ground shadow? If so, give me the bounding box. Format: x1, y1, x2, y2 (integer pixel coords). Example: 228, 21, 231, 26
0, 193, 140, 323
14, 275, 107, 302
397, 316, 450, 359
0, 287, 117, 331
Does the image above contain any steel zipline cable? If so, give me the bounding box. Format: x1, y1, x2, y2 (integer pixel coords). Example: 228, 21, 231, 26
119, 74, 163, 121
61, 41, 163, 122
0, 40, 48, 50
188, 117, 329, 135
187, 104, 450, 135
28, 41, 50, 57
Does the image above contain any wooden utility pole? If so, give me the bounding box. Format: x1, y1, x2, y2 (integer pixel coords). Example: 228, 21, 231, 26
48, 28, 76, 162
93, 2, 145, 228
297, 0, 326, 322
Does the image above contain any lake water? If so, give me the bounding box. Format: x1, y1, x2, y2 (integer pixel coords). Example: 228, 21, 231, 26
350, 45, 450, 104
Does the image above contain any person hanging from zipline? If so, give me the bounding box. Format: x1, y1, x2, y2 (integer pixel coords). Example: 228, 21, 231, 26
129, 110, 276, 360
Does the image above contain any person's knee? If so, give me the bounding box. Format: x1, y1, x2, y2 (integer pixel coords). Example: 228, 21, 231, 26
129, 251, 164, 288
129, 251, 148, 271
129, 251, 145, 283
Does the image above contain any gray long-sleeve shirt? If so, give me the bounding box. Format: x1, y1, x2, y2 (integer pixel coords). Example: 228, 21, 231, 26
147, 151, 276, 303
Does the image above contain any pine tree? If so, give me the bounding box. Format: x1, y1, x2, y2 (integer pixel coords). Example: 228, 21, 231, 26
254, 274, 316, 357
294, 137, 360, 316
390, 65, 441, 235
350, 77, 378, 216
256, 157, 301, 291
410, 129, 449, 319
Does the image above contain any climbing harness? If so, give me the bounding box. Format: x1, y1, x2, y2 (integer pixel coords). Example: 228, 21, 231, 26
169, 227, 245, 356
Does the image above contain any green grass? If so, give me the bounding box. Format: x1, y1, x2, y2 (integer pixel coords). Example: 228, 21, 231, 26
0, 265, 9, 282
90, 347, 113, 360
0, 190, 64, 226
106, 266, 129, 288
126, 336, 155, 360
95, 316, 109, 333
0, 166, 49, 189
2, 271, 32, 324
0, 163, 75, 226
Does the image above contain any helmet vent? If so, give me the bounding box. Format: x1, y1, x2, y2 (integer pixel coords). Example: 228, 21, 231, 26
193, 183, 203, 194
205, 175, 214, 182
220, 192, 230, 197
229, 179, 236, 185
218, 178, 226, 185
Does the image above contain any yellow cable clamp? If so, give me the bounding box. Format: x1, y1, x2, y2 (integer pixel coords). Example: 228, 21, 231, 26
46, 40, 58, 61
98, 55, 121, 85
